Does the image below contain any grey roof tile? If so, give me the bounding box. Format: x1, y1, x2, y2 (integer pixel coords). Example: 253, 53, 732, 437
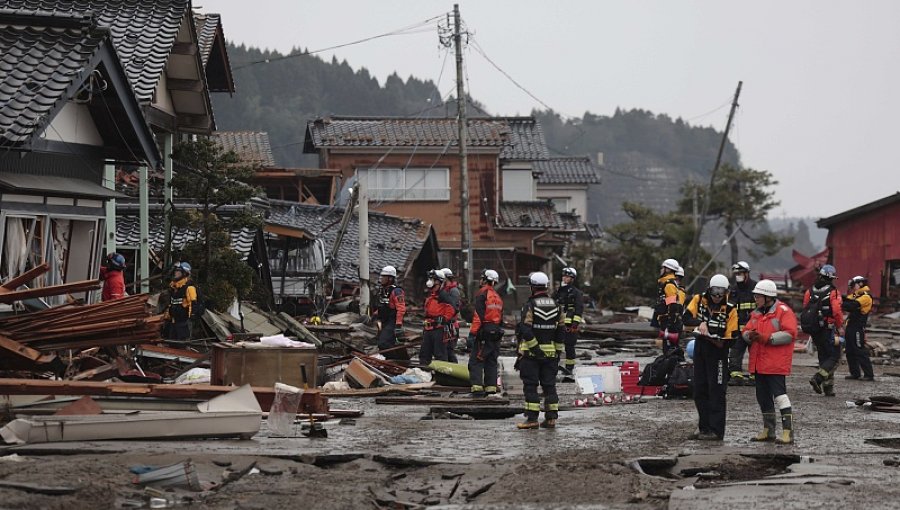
1, 0, 189, 103
497, 117, 549, 161
306, 116, 511, 150
193, 12, 218, 67
497, 201, 583, 230
213, 131, 276, 168
266, 200, 435, 283
0, 10, 105, 144
535, 157, 601, 184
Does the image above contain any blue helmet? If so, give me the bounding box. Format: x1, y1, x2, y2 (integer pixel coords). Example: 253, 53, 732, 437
819, 264, 837, 280
686, 339, 695, 360
108, 253, 125, 269
176, 262, 192, 275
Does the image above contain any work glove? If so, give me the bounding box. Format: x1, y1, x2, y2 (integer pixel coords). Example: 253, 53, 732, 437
567, 323, 579, 334
394, 325, 403, 342
747, 331, 763, 344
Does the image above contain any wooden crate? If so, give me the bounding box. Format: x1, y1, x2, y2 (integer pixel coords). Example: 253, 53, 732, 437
211, 343, 318, 388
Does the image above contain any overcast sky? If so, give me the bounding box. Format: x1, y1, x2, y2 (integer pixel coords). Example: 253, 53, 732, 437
210, 0, 900, 220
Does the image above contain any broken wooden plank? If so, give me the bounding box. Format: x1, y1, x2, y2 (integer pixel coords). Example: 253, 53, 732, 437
0, 279, 101, 304
0, 263, 50, 292
0, 480, 80, 495
375, 396, 510, 406
0, 333, 45, 362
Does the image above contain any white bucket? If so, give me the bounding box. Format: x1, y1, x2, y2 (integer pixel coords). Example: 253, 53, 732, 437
574, 366, 622, 394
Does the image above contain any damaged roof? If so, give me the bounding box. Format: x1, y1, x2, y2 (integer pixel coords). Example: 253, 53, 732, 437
535, 157, 601, 185
213, 131, 276, 168
116, 202, 258, 260
1, 0, 190, 104
497, 117, 549, 161
497, 201, 584, 231
305, 116, 511, 151
267, 200, 437, 282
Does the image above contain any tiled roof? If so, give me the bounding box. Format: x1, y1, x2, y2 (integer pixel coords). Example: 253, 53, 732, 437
498, 117, 549, 161
0, 11, 107, 145
497, 201, 583, 231
535, 157, 601, 185
266, 200, 436, 282
193, 12, 219, 67
1, 0, 190, 103
306, 117, 510, 150
116, 202, 258, 260
213, 131, 276, 168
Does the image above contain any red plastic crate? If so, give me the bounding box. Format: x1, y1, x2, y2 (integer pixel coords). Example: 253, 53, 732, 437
598, 360, 662, 395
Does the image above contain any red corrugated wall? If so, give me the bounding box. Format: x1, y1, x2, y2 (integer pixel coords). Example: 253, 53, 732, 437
826, 201, 900, 300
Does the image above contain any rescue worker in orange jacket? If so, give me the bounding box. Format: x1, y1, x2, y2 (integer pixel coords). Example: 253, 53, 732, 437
803, 265, 843, 396
419, 269, 456, 365
743, 279, 798, 445
842, 276, 875, 381
516, 271, 565, 430
468, 269, 504, 397
373, 266, 406, 360
654, 258, 686, 354
100, 253, 126, 301
683, 274, 738, 441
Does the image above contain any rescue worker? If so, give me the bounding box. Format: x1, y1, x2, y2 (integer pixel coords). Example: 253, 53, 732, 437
469, 269, 504, 397
419, 269, 456, 365
843, 276, 875, 381
683, 274, 738, 441
728, 261, 758, 386
372, 266, 406, 360
441, 268, 462, 363
164, 262, 197, 341
804, 264, 843, 396
554, 267, 584, 378
743, 279, 798, 444
515, 271, 565, 429
100, 253, 126, 301
655, 258, 685, 354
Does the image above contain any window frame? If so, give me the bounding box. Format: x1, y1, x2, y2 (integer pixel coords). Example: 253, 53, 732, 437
357, 167, 451, 202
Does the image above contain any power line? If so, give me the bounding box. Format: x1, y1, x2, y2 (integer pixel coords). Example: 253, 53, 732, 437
233, 14, 446, 71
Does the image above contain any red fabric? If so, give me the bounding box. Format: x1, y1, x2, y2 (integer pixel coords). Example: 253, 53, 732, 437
100, 267, 126, 301
389, 287, 406, 326
744, 300, 798, 375
470, 284, 502, 335
424, 288, 455, 321
802, 288, 844, 329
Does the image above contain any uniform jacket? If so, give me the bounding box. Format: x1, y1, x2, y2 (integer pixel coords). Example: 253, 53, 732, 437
471, 284, 503, 336
655, 274, 686, 331
729, 277, 757, 326
683, 293, 739, 339
842, 285, 873, 328
100, 266, 125, 301
517, 291, 564, 357
803, 284, 844, 330
743, 299, 798, 375
444, 280, 462, 313
167, 277, 197, 323
374, 284, 406, 326
424, 286, 456, 324
554, 284, 584, 325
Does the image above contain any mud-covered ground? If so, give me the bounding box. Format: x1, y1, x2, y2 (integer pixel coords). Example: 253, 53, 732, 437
2, 350, 900, 509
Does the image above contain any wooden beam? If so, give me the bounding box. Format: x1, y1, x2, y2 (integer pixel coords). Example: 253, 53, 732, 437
0, 333, 44, 362
170, 42, 198, 55
264, 224, 313, 239
166, 78, 204, 93
0, 263, 49, 293
0, 279, 101, 304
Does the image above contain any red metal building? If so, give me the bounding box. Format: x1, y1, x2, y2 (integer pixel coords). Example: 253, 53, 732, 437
817, 192, 900, 304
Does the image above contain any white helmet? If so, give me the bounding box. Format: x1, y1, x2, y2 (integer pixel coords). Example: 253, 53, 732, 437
441, 268, 454, 279
709, 274, 729, 290
731, 261, 750, 273
661, 258, 680, 272
481, 269, 499, 283
380, 265, 397, 277
562, 267, 577, 278
529, 271, 550, 287
752, 279, 778, 297
675, 266, 685, 277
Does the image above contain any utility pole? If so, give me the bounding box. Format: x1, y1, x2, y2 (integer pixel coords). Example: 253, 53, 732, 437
358, 178, 370, 315
687, 80, 742, 272
453, 3, 474, 297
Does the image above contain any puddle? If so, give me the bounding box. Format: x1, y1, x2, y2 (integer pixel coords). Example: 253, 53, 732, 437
865, 437, 900, 449
637, 453, 796, 486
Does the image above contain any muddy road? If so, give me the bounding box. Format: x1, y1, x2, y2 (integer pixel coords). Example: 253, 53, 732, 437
1, 351, 899, 509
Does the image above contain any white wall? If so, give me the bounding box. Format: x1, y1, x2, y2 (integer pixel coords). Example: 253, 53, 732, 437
40, 102, 103, 145
537, 185, 588, 218
502, 169, 535, 201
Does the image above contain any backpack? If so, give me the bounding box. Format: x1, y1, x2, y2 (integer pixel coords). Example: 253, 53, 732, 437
639, 349, 682, 387
799, 291, 827, 334
664, 362, 694, 399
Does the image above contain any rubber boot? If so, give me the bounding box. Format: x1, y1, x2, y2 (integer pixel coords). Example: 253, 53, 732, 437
775, 411, 794, 445
745, 373, 756, 387
809, 370, 827, 394
750, 412, 777, 442
540, 419, 557, 429
728, 371, 744, 386
517, 419, 539, 430
823, 383, 835, 397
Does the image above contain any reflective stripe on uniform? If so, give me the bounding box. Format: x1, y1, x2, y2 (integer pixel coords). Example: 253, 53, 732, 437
539, 344, 557, 356
554, 342, 565, 352
519, 338, 539, 353
546, 403, 560, 411
485, 385, 497, 393
524, 402, 541, 412
572, 315, 582, 323
565, 359, 576, 367
471, 385, 484, 392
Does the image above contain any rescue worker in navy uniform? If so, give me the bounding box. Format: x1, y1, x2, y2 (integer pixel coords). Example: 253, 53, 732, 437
164, 262, 197, 341
843, 276, 875, 381
372, 265, 406, 360
654, 258, 685, 354
419, 269, 456, 365
516, 271, 565, 429
683, 274, 738, 441
440, 268, 462, 363
555, 267, 584, 378
804, 264, 844, 396
727, 261, 758, 386
469, 269, 504, 397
